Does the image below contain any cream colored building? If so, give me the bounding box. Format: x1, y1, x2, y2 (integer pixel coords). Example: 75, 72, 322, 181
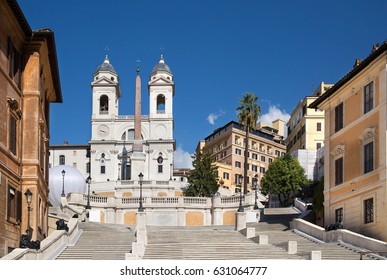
286, 82, 333, 180
0, 0, 62, 257
287, 82, 333, 153
201, 120, 286, 194
310, 42, 387, 241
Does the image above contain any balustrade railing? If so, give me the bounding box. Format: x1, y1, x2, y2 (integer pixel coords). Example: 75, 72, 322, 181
151, 197, 178, 204
183, 197, 208, 205
71, 193, 254, 210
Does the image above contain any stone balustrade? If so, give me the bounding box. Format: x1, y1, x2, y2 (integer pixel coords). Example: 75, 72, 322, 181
68, 192, 262, 226
73, 193, 259, 210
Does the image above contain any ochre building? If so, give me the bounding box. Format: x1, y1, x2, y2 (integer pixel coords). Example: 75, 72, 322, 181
0, 0, 62, 257
201, 120, 286, 194
310, 42, 387, 241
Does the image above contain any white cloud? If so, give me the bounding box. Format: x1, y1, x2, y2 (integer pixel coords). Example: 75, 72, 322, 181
174, 146, 193, 169
207, 110, 225, 125
260, 105, 290, 135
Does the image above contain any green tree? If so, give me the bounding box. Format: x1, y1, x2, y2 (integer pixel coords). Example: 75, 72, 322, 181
260, 153, 308, 207
184, 151, 219, 197
236, 92, 261, 194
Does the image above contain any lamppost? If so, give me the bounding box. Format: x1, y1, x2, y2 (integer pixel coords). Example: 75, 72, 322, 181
138, 172, 144, 212
86, 176, 91, 209
61, 169, 66, 197
253, 174, 259, 210
238, 175, 244, 212
24, 189, 32, 238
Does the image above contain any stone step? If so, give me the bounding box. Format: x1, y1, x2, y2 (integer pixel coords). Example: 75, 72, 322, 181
55, 222, 135, 260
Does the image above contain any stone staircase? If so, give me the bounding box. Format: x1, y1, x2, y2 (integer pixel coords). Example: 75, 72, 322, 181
53, 208, 383, 260
143, 208, 380, 260
55, 222, 135, 260
143, 225, 303, 259
248, 208, 377, 260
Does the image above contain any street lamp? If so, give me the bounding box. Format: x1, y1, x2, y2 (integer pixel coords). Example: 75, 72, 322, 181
24, 189, 32, 238
237, 175, 244, 212
138, 172, 144, 212
86, 176, 91, 209
253, 174, 259, 210
61, 169, 66, 197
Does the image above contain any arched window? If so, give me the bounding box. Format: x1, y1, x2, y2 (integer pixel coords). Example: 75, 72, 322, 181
121, 129, 138, 141
59, 155, 65, 165
156, 94, 165, 114
99, 95, 109, 114
157, 153, 163, 173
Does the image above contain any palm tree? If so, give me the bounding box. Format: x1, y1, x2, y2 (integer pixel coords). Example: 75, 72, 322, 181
236, 92, 261, 194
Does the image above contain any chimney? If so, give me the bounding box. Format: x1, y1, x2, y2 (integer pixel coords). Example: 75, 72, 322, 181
272, 119, 284, 137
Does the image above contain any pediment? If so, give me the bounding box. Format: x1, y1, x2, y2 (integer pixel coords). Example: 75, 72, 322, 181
148, 76, 173, 86
91, 76, 118, 86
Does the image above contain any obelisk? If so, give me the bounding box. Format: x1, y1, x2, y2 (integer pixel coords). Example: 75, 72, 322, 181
131, 64, 146, 180
133, 65, 143, 152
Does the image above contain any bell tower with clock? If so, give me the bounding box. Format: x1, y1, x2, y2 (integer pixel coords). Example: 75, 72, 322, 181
91, 55, 121, 141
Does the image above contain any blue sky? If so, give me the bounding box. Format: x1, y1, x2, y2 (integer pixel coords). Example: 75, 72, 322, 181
18, 0, 387, 168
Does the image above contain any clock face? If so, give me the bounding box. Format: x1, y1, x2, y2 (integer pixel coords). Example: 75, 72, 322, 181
98, 125, 109, 137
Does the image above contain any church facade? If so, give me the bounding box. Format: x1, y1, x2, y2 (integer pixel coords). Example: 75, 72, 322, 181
50, 55, 181, 199
90, 55, 176, 196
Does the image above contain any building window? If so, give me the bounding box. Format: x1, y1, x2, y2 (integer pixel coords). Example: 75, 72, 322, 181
316, 142, 322, 150
275, 150, 280, 157
335, 157, 343, 185
101, 165, 106, 174
9, 114, 17, 155
223, 172, 229, 180
364, 82, 374, 114
8, 38, 21, 87
235, 148, 242, 155
157, 154, 163, 173
261, 156, 266, 162
252, 153, 258, 160
335, 208, 343, 223
252, 165, 258, 172
364, 142, 374, 173
269, 158, 273, 164
59, 155, 65, 165
7, 186, 21, 222
86, 162, 90, 173
235, 161, 241, 168
99, 95, 109, 114
364, 198, 374, 224
317, 122, 322, 131
156, 94, 166, 114
335, 102, 344, 132
259, 167, 266, 173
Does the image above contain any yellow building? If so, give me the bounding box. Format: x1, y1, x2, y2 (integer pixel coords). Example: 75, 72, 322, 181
287, 82, 333, 154
0, 0, 62, 256
286, 82, 333, 180
310, 42, 387, 241
201, 120, 286, 194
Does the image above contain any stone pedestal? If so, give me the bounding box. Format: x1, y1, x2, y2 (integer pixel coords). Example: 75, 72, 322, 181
246, 228, 255, 238
235, 212, 246, 231
310, 251, 322, 260
136, 212, 147, 245
287, 241, 297, 254
259, 235, 268, 244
